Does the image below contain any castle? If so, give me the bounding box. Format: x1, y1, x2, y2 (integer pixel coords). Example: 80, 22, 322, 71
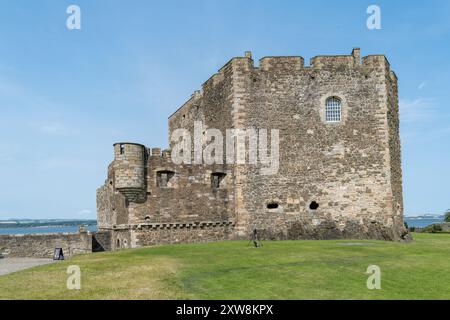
96, 48, 409, 251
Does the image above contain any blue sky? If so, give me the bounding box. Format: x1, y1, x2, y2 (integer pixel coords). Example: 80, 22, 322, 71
0, 0, 449, 219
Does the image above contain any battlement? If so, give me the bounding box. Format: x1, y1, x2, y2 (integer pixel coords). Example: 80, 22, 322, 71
259, 56, 304, 71
150, 147, 161, 157
200, 55, 254, 91
362, 54, 391, 69
169, 48, 393, 122
168, 89, 202, 119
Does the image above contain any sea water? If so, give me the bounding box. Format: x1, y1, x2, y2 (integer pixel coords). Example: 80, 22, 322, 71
0, 225, 97, 235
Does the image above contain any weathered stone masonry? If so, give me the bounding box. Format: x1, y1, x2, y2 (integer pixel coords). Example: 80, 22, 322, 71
0, 231, 92, 258
97, 48, 409, 250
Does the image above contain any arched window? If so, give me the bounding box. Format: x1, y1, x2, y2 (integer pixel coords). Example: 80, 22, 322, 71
325, 97, 342, 122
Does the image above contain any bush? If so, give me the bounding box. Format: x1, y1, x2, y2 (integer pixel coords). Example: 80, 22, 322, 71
422, 224, 443, 233
445, 210, 450, 222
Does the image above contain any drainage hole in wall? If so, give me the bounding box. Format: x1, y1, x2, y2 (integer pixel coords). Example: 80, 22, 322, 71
309, 201, 319, 210
267, 202, 279, 209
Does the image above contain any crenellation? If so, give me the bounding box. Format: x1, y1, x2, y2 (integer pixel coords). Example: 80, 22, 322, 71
259, 56, 304, 71
352, 48, 361, 65
310, 55, 357, 69
362, 54, 391, 70
151, 147, 161, 157
162, 149, 171, 159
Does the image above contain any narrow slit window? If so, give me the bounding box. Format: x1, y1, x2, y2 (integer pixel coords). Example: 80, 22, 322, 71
325, 97, 342, 123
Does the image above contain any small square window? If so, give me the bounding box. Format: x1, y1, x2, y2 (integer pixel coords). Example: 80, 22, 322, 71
157, 171, 175, 188
211, 173, 226, 189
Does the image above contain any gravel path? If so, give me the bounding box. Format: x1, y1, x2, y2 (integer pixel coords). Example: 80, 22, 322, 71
0, 257, 55, 276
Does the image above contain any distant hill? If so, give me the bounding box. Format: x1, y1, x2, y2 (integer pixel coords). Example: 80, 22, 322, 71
406, 214, 444, 220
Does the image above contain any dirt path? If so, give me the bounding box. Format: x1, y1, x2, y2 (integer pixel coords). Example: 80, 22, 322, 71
0, 257, 55, 276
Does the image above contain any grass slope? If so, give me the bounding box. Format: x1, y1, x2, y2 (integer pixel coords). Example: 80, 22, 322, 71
0, 233, 449, 299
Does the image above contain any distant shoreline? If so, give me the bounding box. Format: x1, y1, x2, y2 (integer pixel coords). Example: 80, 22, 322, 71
0, 219, 97, 235
0, 224, 98, 235
0, 219, 96, 228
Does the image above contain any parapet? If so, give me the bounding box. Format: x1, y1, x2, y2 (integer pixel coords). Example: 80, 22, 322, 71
312, 55, 351, 68
203, 53, 254, 89
170, 48, 394, 124
310, 48, 359, 69
151, 147, 161, 157
162, 149, 171, 160
168, 88, 203, 120
149, 147, 171, 165
362, 54, 391, 69
113, 142, 146, 159
259, 56, 304, 71
308, 48, 394, 73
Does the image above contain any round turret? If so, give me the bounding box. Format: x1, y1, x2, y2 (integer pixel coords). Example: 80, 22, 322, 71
113, 142, 146, 192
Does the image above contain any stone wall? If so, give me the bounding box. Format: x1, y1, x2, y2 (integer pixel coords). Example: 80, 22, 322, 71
233, 51, 407, 240
92, 231, 112, 252
0, 232, 92, 258
96, 48, 408, 247
111, 228, 132, 250
168, 49, 406, 240
96, 183, 128, 228
132, 221, 234, 246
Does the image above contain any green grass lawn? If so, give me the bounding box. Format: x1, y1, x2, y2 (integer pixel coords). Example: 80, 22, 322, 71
0, 233, 449, 299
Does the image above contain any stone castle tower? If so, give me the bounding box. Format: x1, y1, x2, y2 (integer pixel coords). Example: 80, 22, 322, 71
97, 48, 409, 250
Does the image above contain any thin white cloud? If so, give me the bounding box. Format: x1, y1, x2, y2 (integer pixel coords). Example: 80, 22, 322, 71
76, 209, 93, 216
399, 98, 436, 123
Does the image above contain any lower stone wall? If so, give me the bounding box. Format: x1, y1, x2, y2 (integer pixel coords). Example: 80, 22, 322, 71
92, 231, 112, 252
251, 217, 409, 241
112, 229, 132, 250
0, 231, 92, 258
132, 222, 234, 247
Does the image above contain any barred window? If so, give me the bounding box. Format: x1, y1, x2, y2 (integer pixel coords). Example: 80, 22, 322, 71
325, 97, 342, 122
